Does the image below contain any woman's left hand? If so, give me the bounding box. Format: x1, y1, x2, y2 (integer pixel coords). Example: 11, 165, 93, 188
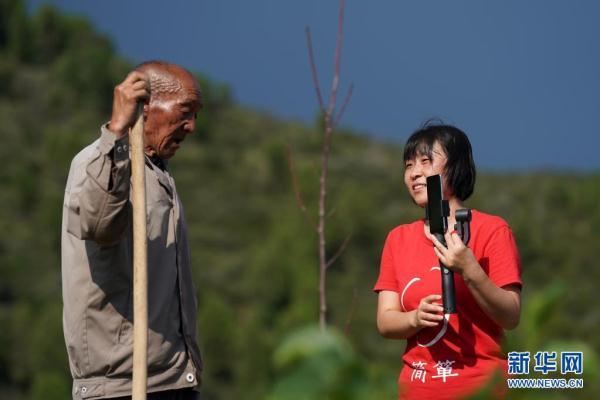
431, 230, 479, 275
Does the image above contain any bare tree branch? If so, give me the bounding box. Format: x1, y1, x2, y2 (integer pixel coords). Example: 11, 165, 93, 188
305, 27, 325, 112
302, 0, 352, 331
286, 145, 317, 231
327, 0, 346, 117
317, 122, 332, 329
333, 83, 354, 129
326, 231, 352, 269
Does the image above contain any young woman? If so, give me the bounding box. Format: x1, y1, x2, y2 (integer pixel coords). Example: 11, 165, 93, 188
374, 123, 522, 399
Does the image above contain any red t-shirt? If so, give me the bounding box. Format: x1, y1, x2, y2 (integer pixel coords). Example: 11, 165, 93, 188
374, 210, 522, 400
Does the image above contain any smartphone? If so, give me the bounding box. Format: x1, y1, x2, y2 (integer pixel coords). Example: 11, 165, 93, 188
426, 174, 447, 236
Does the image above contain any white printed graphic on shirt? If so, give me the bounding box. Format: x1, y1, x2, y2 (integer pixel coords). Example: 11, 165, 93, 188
400, 266, 451, 347
432, 360, 459, 382
410, 361, 428, 383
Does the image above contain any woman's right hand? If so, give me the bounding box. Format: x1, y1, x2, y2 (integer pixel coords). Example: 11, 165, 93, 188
411, 294, 444, 329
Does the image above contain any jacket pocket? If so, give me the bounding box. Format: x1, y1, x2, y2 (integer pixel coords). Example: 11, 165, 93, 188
104, 288, 133, 376
117, 287, 133, 344
65, 194, 82, 238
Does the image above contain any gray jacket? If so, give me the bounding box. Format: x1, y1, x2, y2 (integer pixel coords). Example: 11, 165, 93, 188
61, 125, 202, 399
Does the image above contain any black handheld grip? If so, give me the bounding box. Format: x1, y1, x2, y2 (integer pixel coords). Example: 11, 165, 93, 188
426, 175, 456, 314
435, 233, 456, 314
454, 209, 472, 246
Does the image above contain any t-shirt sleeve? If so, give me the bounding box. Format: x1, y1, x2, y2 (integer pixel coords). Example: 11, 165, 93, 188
483, 225, 522, 289
373, 231, 400, 292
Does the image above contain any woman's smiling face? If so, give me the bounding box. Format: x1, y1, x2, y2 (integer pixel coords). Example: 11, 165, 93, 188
403, 141, 449, 207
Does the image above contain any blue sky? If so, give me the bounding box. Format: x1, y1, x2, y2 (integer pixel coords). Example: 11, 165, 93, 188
28, 0, 600, 171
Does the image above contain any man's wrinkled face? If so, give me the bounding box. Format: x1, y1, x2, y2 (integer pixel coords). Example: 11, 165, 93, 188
144, 73, 202, 159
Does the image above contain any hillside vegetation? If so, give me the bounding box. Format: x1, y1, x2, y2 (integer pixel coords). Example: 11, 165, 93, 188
0, 1, 598, 398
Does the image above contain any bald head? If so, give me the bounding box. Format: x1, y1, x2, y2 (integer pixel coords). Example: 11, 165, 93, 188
135, 60, 203, 107
131, 61, 203, 159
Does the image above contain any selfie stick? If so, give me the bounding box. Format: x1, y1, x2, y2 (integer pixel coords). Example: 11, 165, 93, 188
426, 175, 472, 314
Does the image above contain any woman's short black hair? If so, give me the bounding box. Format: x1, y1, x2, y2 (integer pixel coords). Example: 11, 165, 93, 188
403, 121, 476, 201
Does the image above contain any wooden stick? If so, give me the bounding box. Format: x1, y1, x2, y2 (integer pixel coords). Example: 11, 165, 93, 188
130, 105, 148, 400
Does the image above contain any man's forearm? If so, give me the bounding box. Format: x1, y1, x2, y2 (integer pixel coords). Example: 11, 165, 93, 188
75, 130, 132, 244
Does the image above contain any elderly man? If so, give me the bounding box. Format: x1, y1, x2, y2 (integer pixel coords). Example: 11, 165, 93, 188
61, 61, 203, 400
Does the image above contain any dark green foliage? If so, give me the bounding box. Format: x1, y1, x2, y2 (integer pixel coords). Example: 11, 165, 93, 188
0, 1, 598, 399
269, 326, 395, 400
